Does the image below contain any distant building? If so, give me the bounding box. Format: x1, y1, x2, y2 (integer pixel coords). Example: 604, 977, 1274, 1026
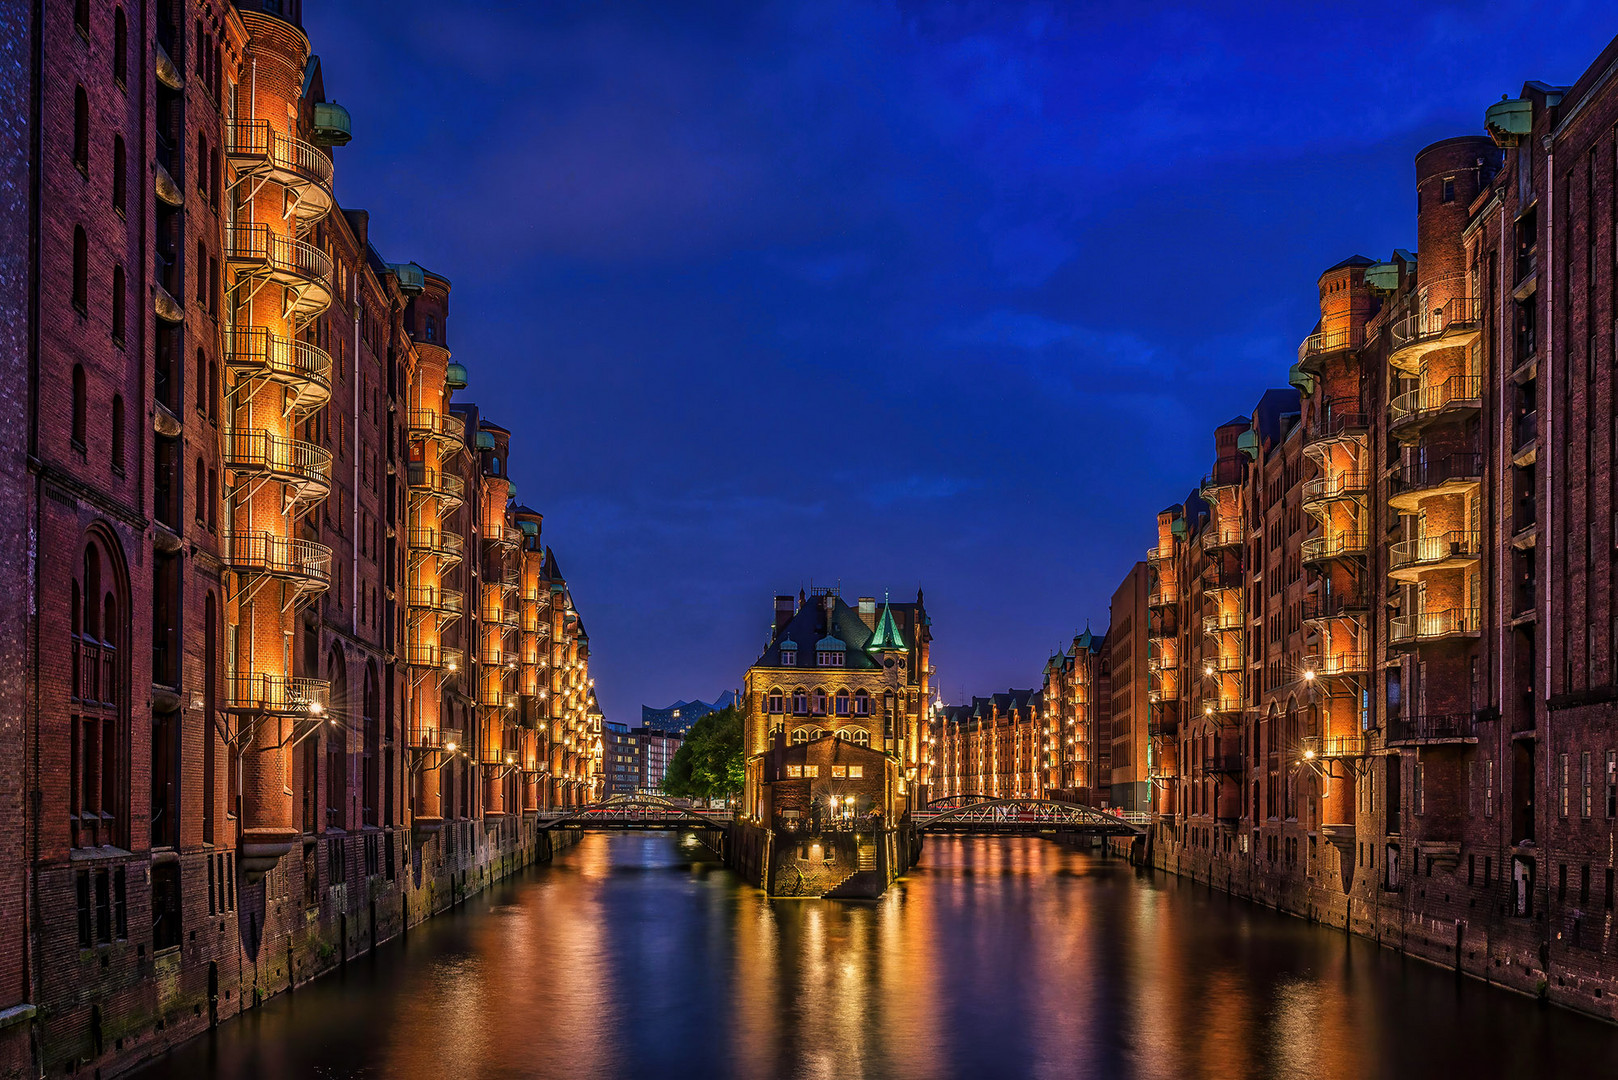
634, 727, 683, 795
1111, 561, 1150, 811
641, 690, 738, 734
605, 721, 640, 797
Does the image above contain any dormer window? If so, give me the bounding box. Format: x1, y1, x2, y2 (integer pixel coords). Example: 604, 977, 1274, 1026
816, 650, 844, 667
780, 650, 796, 667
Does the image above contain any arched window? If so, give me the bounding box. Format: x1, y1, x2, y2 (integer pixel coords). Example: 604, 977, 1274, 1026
112, 135, 125, 212
207, 468, 217, 530
792, 689, 807, 715
834, 729, 850, 741
70, 530, 128, 849
835, 689, 850, 716
111, 263, 124, 343
852, 730, 870, 748
110, 395, 123, 471
73, 86, 88, 172
71, 364, 86, 445
196, 132, 208, 196
791, 729, 809, 745
74, 0, 89, 37
113, 9, 127, 86
207, 359, 218, 421
766, 689, 783, 714
72, 226, 87, 312
854, 690, 869, 716
195, 348, 206, 414
811, 689, 826, 715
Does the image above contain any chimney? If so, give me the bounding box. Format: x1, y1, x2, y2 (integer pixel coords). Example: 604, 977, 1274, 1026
774, 594, 795, 630
858, 597, 877, 629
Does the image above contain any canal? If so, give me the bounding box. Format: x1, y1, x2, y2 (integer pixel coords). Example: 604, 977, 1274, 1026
139, 833, 1618, 1079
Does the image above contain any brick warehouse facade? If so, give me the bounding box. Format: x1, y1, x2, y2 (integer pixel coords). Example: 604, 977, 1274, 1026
4, 2, 603, 1075
1122, 37, 1618, 1022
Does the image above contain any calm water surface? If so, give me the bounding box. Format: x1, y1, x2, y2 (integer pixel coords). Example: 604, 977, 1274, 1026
139, 833, 1618, 1080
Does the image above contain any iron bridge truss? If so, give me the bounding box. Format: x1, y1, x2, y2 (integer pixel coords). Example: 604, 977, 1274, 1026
913, 798, 1145, 836
536, 793, 731, 832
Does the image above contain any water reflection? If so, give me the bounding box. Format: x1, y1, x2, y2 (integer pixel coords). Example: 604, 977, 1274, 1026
140, 834, 1618, 1080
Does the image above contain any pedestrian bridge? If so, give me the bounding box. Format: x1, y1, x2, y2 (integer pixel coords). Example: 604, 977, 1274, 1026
913, 797, 1147, 837
535, 794, 732, 832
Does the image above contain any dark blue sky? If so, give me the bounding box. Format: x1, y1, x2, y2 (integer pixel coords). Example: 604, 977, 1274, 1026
307, 1, 1617, 721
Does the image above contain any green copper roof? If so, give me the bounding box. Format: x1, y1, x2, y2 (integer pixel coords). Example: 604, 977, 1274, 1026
867, 602, 906, 652
815, 635, 846, 652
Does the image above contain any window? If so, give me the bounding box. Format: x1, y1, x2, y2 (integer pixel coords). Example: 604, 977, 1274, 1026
1561, 753, 1570, 818
1582, 751, 1593, 819
71, 364, 86, 445
113, 8, 126, 86
74, 0, 89, 36
852, 730, 870, 748
780, 650, 796, 667
818, 650, 844, 667
854, 691, 869, 716
72, 226, 87, 312
786, 765, 804, 778
112, 135, 125, 213
73, 86, 88, 172
151, 863, 181, 951
197, 132, 208, 196
363, 666, 380, 827
792, 690, 807, 715
835, 690, 849, 716
848, 765, 863, 778
791, 729, 808, 746
108, 262, 126, 344
1607, 751, 1616, 818
831, 766, 847, 778
425, 315, 435, 342
70, 533, 128, 849
766, 691, 783, 714
1441, 177, 1455, 203
196, 239, 207, 303
811, 689, 826, 714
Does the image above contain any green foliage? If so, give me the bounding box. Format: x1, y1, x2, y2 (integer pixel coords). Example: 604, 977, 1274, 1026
662, 704, 744, 803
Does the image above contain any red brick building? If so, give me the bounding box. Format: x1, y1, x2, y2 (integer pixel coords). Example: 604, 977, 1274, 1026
1134, 36, 1618, 1021
6, 2, 603, 1074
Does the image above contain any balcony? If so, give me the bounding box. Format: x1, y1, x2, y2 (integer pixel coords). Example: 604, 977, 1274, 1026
406, 464, 466, 509
1389, 452, 1483, 512
1306, 649, 1368, 678
1389, 375, 1483, 438
406, 586, 464, 617
1301, 470, 1369, 510
1301, 531, 1368, 565
1302, 590, 1367, 623
1386, 711, 1477, 746
1203, 695, 1242, 721
1389, 295, 1481, 373
222, 119, 334, 221
483, 606, 520, 631
222, 531, 331, 590
1204, 752, 1245, 775
1388, 606, 1482, 647
1299, 733, 1367, 760
1202, 612, 1242, 637
483, 524, 522, 551
407, 723, 460, 752
1203, 525, 1243, 550
223, 327, 332, 413
223, 673, 328, 716
1147, 582, 1179, 609
499, 565, 520, 590
406, 409, 467, 450
222, 429, 332, 502
1201, 653, 1242, 676
1200, 457, 1246, 497
1310, 405, 1370, 447
1388, 530, 1481, 578
1296, 324, 1364, 372
224, 223, 333, 322
406, 528, 465, 562
1146, 544, 1174, 565
403, 643, 463, 673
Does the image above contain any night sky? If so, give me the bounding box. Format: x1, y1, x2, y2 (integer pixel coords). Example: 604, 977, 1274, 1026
305, 1, 1617, 722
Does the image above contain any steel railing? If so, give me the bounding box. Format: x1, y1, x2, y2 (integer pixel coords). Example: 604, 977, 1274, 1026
1389, 375, 1483, 428
1301, 471, 1370, 504
222, 429, 332, 491
1390, 295, 1480, 354
406, 586, 464, 615
224, 119, 334, 191
1386, 712, 1477, 744
224, 222, 332, 288
221, 530, 332, 583
223, 672, 328, 715
1297, 325, 1364, 364
1299, 733, 1367, 759
1389, 530, 1480, 572
1389, 606, 1482, 645
223, 327, 332, 401
1301, 531, 1369, 563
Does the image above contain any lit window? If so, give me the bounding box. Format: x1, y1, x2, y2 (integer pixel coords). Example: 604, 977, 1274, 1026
805, 765, 820, 778
848, 765, 863, 778
852, 730, 870, 748
791, 729, 809, 745
787, 765, 804, 778
831, 766, 848, 778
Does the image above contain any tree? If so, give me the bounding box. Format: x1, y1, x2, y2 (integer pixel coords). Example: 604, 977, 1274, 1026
662, 704, 744, 805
